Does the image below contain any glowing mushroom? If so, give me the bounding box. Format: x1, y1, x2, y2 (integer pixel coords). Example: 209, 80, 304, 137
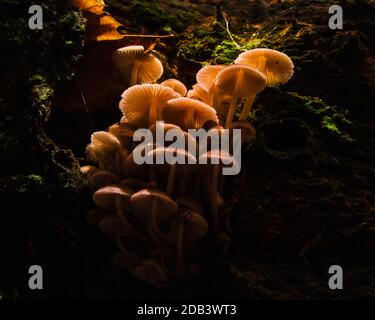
119, 84, 179, 128
235, 48, 294, 86
213, 64, 266, 128
196, 65, 226, 92
146, 146, 197, 197
198, 150, 238, 238
130, 188, 178, 243
87, 170, 120, 190
86, 131, 127, 176
112, 45, 164, 86
163, 97, 218, 130
160, 79, 187, 96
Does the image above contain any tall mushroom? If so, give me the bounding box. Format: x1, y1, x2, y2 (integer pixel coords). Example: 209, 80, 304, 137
213, 64, 266, 128
196, 64, 226, 92
119, 84, 179, 128
235, 48, 294, 86
112, 45, 164, 86
163, 97, 218, 130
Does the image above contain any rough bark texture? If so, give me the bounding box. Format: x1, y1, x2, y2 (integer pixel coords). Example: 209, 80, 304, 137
0, 0, 374, 299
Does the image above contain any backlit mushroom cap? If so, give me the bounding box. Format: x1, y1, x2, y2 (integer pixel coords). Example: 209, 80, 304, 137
88, 170, 120, 190
130, 188, 177, 225
119, 84, 180, 128
196, 65, 226, 91
187, 83, 213, 105
199, 149, 237, 168
235, 48, 294, 86
86, 131, 122, 172
93, 184, 134, 211
81, 165, 99, 181
108, 122, 136, 150
160, 79, 187, 96
229, 120, 256, 144
215, 64, 266, 97
163, 97, 218, 130
149, 123, 197, 152
112, 45, 163, 85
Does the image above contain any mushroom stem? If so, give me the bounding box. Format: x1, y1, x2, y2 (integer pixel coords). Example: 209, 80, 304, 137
224, 96, 238, 128
130, 61, 139, 86
166, 163, 177, 197
239, 95, 256, 120
210, 164, 220, 238
148, 196, 165, 243
115, 195, 148, 242
176, 216, 185, 275
115, 225, 140, 264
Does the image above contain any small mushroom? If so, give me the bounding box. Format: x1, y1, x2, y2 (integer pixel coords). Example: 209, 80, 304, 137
146, 146, 197, 197
80, 165, 99, 185
132, 259, 169, 288
187, 83, 213, 105
163, 97, 218, 130
196, 64, 226, 92
87, 170, 120, 190
119, 84, 179, 128
213, 64, 266, 128
171, 208, 208, 275
108, 121, 137, 151
130, 189, 178, 243
160, 79, 187, 96
112, 45, 164, 86
86, 131, 127, 176
93, 184, 147, 242
235, 48, 294, 86
198, 150, 237, 238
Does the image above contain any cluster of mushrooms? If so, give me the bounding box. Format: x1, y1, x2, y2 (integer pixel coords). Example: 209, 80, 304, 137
81, 45, 294, 287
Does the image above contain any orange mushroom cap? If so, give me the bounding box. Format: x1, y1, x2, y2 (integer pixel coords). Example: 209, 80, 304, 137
235, 48, 294, 86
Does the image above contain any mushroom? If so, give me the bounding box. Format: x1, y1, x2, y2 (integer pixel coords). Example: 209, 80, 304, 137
235, 48, 294, 86
213, 64, 266, 128
93, 184, 148, 242
119, 84, 179, 128
163, 97, 218, 130
160, 79, 187, 96
87, 170, 120, 190
168, 208, 208, 275
146, 146, 197, 197
196, 65, 226, 92
149, 122, 197, 155
130, 188, 178, 243
187, 83, 214, 105
198, 150, 237, 238
112, 45, 164, 86
80, 165, 99, 184
86, 131, 127, 176
108, 121, 137, 151
132, 259, 169, 288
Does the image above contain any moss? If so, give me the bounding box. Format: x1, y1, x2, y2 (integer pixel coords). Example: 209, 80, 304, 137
290, 93, 354, 143
107, 0, 200, 33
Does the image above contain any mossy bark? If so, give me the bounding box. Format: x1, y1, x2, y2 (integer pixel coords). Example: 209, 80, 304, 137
1, 0, 374, 299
